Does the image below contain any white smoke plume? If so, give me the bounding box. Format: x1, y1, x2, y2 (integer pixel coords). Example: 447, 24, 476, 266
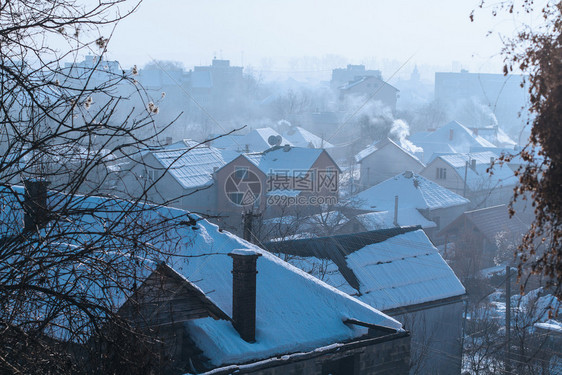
389, 119, 423, 153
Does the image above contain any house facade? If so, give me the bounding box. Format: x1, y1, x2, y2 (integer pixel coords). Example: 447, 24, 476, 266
355, 138, 425, 190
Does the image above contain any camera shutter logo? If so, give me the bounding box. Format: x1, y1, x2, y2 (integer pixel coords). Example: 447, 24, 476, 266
225, 167, 262, 206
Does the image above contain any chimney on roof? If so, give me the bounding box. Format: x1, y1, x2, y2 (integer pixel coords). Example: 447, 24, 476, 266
283, 144, 291, 152
471, 159, 477, 170
166, 136, 172, 145
490, 156, 495, 165
229, 249, 261, 343
449, 129, 454, 141
472, 128, 479, 136
23, 179, 50, 231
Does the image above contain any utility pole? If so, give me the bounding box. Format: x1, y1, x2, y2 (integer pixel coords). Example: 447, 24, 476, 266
505, 265, 512, 374
242, 211, 261, 244
463, 161, 468, 197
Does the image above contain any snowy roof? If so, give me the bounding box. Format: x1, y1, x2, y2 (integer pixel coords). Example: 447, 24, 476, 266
346, 230, 465, 310
210, 128, 293, 153
151, 146, 226, 189
245, 146, 330, 176
409, 121, 497, 161
352, 171, 469, 211
266, 228, 465, 311
339, 76, 398, 92
1, 186, 403, 368
475, 126, 517, 147
355, 209, 436, 230
167, 221, 403, 367
432, 151, 518, 191
282, 126, 333, 149
439, 204, 528, 241
355, 138, 423, 164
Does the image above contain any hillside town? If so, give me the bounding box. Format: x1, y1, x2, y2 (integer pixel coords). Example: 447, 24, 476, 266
1, 1, 561, 375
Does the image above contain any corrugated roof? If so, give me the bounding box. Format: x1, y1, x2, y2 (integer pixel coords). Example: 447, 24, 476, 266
347, 230, 465, 310
152, 147, 226, 189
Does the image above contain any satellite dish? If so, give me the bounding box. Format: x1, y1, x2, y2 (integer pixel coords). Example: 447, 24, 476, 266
268, 135, 282, 146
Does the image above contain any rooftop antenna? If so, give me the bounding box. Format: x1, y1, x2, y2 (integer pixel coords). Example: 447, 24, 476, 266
267, 135, 282, 147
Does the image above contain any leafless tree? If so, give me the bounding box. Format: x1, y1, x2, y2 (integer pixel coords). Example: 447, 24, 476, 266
0, 1, 203, 373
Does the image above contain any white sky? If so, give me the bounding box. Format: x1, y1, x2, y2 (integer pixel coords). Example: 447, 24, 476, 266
103, 0, 536, 80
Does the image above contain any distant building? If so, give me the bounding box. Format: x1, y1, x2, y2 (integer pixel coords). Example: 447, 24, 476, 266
355, 138, 425, 190
266, 227, 466, 375
338, 76, 399, 112
331, 64, 382, 89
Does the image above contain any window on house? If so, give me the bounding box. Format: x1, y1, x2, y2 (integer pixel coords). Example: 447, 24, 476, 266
235, 166, 249, 180
436, 167, 447, 180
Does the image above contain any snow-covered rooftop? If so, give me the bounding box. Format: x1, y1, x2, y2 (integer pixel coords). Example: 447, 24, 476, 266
245, 146, 328, 176
282, 126, 333, 149
151, 146, 226, 189
409, 121, 497, 162
346, 230, 465, 310
355, 209, 436, 230
352, 171, 469, 211
211, 128, 293, 153
355, 138, 423, 164
269, 229, 465, 311
0, 186, 403, 367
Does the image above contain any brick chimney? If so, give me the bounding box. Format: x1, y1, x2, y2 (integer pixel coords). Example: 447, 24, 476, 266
23, 179, 50, 231
228, 249, 261, 342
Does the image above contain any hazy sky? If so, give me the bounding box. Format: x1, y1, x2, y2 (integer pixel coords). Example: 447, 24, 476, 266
104, 0, 534, 80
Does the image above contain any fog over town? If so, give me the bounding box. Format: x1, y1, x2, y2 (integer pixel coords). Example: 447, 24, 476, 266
1, 1, 560, 374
